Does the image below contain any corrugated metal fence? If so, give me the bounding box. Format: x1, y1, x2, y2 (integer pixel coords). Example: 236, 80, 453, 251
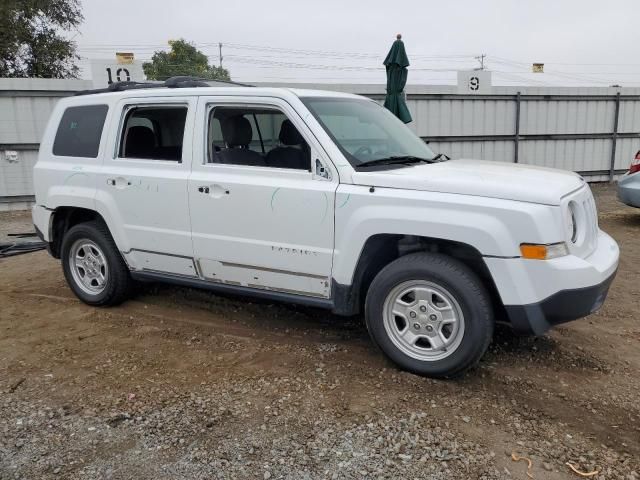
399, 87, 640, 182
266, 83, 640, 182
2, 80, 640, 208
0, 78, 91, 209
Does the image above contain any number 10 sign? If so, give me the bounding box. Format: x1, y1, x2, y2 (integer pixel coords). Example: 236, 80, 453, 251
90, 59, 146, 88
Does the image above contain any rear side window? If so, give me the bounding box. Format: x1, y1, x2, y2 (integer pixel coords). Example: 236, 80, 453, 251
119, 105, 187, 161
53, 105, 108, 158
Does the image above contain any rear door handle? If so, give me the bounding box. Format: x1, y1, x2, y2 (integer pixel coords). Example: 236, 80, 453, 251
107, 177, 131, 189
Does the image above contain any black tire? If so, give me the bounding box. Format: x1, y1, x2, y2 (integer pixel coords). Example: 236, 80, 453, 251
61, 221, 133, 306
365, 252, 493, 378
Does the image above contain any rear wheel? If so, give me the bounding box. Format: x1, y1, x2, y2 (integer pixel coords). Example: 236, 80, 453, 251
365, 252, 493, 378
61, 221, 133, 306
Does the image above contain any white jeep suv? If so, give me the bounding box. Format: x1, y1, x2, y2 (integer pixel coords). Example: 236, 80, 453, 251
31, 78, 619, 378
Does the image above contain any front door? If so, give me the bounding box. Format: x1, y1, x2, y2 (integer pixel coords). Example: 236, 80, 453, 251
188, 97, 338, 298
96, 97, 197, 276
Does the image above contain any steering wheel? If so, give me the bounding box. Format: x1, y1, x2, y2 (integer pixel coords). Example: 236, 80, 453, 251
353, 145, 373, 158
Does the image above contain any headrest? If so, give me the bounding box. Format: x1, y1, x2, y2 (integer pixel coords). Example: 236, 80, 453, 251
278, 119, 305, 146
221, 116, 252, 147
125, 126, 155, 156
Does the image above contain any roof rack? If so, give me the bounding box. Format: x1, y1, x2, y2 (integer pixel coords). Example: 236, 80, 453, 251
74, 76, 247, 96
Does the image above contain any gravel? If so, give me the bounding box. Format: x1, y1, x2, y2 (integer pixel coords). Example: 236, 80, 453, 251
1, 184, 639, 479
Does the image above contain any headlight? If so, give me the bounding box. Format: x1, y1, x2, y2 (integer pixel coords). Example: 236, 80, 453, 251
520, 242, 569, 260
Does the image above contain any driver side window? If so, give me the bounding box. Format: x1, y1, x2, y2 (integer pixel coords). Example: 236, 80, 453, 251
207, 106, 310, 171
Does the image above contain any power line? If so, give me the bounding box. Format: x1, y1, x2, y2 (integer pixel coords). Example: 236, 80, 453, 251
76, 41, 640, 69
222, 42, 478, 61
488, 56, 622, 85
76, 40, 479, 62
74, 41, 640, 86
221, 55, 472, 72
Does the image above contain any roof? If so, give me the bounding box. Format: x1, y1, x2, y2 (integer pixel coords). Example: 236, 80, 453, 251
72, 76, 364, 101
79, 86, 362, 99
66, 87, 364, 105
288, 88, 362, 99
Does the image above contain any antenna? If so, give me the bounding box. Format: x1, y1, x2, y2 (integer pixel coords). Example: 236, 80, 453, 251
474, 54, 486, 70
218, 43, 223, 68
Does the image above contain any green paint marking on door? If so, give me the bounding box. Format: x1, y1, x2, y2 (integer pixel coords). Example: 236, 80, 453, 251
270, 188, 281, 211
337, 194, 351, 208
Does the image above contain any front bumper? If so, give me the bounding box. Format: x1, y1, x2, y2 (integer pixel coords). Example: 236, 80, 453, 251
504, 269, 616, 335
485, 230, 619, 335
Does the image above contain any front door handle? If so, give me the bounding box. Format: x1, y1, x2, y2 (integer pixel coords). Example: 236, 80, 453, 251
197, 185, 230, 197
211, 184, 229, 198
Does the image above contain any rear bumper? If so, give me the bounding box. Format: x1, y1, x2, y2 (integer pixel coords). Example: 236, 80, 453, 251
31, 204, 53, 242
504, 269, 616, 335
34, 224, 45, 241
618, 173, 640, 208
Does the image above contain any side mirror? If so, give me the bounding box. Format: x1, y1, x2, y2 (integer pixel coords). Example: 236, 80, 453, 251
315, 159, 331, 180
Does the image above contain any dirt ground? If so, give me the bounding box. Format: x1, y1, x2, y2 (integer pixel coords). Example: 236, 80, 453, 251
1, 184, 638, 480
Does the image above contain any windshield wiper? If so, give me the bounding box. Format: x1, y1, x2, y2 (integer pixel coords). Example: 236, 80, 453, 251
357, 155, 432, 168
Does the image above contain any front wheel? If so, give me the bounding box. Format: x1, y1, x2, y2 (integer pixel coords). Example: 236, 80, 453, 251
365, 252, 493, 378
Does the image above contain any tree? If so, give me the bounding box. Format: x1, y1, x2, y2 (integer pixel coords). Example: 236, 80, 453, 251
0, 0, 82, 78
143, 39, 230, 82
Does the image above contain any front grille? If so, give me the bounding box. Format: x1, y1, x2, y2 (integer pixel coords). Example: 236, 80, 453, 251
583, 193, 599, 252
566, 186, 598, 258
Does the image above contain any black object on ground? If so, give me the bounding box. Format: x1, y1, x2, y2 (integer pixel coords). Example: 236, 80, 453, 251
7, 232, 38, 238
0, 240, 47, 258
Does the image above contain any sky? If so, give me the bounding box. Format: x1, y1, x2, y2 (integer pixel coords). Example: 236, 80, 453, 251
74, 0, 640, 87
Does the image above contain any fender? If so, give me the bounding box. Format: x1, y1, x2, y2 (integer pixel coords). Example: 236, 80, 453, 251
93, 188, 132, 253
332, 184, 562, 286
35, 163, 130, 254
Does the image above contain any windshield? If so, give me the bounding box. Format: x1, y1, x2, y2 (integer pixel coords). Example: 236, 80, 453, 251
301, 97, 435, 168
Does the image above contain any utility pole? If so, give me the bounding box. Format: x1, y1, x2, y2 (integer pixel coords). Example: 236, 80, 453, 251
218, 43, 223, 68
475, 54, 486, 70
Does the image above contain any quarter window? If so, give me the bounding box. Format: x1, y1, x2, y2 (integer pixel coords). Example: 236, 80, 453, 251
207, 106, 310, 170
53, 105, 108, 158
119, 105, 187, 161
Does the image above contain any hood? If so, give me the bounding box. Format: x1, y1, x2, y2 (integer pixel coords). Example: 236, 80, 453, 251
351, 159, 585, 206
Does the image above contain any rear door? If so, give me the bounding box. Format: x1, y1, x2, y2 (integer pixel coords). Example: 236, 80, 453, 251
188, 96, 339, 298
95, 96, 198, 276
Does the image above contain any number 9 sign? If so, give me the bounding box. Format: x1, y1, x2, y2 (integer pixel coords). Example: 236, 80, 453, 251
457, 70, 492, 94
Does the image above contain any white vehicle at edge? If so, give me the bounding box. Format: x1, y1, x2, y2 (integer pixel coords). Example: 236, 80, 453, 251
32, 79, 620, 378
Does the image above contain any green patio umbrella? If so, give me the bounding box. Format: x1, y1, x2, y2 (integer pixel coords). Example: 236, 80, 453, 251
383, 34, 412, 123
